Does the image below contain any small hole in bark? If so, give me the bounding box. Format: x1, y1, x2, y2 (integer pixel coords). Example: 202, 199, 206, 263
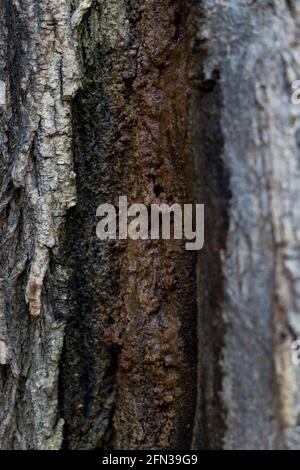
154, 184, 163, 197
199, 69, 220, 92
0, 364, 8, 390
279, 331, 287, 341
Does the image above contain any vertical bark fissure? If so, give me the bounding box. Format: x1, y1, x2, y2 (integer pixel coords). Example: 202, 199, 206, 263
188, 1, 230, 450
59, 0, 126, 449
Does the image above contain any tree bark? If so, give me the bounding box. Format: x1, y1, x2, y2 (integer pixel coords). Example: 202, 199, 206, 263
192, 0, 300, 450
0, 0, 300, 450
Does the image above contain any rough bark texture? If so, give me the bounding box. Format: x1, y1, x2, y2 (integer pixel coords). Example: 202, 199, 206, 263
1, 0, 300, 451
0, 0, 79, 449
192, 0, 300, 450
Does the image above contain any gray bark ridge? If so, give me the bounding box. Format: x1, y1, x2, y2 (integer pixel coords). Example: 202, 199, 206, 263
0, 0, 80, 449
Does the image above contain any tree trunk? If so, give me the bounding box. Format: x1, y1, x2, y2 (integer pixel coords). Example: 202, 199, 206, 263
0, 0, 300, 450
